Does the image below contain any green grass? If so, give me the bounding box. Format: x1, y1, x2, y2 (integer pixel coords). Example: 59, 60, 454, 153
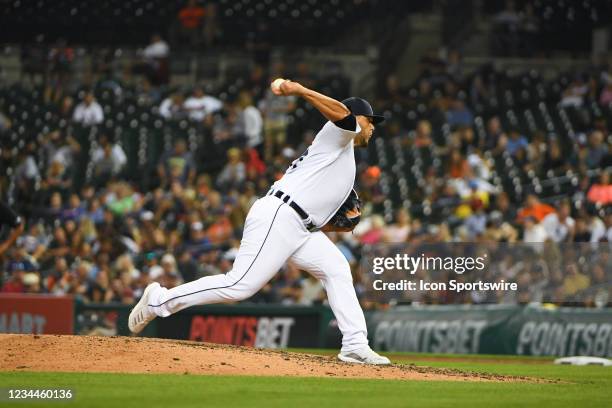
1, 353, 610, 408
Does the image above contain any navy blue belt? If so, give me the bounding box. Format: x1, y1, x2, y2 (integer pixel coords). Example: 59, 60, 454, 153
267, 189, 317, 232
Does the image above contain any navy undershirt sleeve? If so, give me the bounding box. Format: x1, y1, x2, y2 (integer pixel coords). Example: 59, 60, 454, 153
333, 114, 357, 131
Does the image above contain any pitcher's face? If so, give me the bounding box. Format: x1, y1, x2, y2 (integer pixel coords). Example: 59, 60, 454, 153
354, 115, 375, 147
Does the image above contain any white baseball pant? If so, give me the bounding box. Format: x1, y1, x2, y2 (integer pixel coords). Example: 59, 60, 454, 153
147, 195, 368, 352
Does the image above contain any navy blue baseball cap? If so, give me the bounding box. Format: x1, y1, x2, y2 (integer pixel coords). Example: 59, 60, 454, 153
342, 97, 385, 124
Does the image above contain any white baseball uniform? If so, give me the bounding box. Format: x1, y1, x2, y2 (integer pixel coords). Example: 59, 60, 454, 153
147, 119, 368, 352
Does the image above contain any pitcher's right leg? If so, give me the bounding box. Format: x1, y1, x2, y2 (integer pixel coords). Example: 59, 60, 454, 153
288, 231, 390, 365
288, 231, 368, 351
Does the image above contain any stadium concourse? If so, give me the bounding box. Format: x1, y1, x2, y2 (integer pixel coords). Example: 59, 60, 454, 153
0, 0, 611, 311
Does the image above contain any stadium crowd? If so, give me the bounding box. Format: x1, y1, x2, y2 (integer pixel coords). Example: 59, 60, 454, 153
1, 46, 611, 308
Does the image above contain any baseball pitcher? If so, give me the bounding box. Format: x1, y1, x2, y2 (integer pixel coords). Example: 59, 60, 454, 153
129, 79, 390, 365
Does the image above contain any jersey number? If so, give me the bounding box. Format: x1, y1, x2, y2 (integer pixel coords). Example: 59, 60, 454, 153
285, 148, 309, 174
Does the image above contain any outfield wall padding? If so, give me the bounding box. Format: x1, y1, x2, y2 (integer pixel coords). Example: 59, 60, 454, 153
367, 305, 612, 357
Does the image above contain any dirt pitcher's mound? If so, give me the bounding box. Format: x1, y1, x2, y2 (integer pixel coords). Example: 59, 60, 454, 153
0, 334, 520, 382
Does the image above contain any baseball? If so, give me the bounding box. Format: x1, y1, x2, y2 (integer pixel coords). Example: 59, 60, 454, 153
271, 77, 286, 92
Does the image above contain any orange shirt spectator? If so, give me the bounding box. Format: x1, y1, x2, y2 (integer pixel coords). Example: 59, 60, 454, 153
517, 194, 555, 222
587, 182, 612, 205
587, 173, 612, 205
449, 160, 469, 178
448, 149, 469, 179
207, 216, 233, 244
179, 1, 205, 29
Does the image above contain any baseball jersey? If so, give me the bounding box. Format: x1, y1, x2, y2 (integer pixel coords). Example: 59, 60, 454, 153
271, 119, 361, 227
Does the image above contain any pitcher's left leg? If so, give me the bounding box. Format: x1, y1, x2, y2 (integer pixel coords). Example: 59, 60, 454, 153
289, 231, 368, 352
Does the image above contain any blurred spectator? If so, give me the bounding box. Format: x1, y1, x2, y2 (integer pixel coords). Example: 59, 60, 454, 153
105, 182, 140, 216
58, 96, 75, 120
505, 128, 528, 157
145, 253, 163, 280
143, 34, 169, 61
414, 120, 433, 147
173, 0, 206, 47
360, 215, 386, 245
380, 74, 408, 106
42, 132, 80, 172
517, 194, 555, 223
14, 149, 40, 193
135, 34, 170, 86
91, 135, 127, 184
560, 77, 588, 108
158, 93, 186, 120
21, 222, 48, 259
484, 210, 518, 242
45, 160, 72, 194
0, 111, 11, 132
573, 217, 592, 242
446, 50, 464, 82
522, 216, 548, 243
177, 250, 200, 282
470, 75, 492, 107
22, 272, 41, 293
463, 199, 487, 239
72, 91, 104, 126
447, 149, 469, 179
484, 116, 505, 152
587, 171, 612, 205
543, 138, 566, 174
541, 201, 575, 243
274, 264, 303, 304
562, 263, 590, 298
599, 82, 612, 106
491, 192, 516, 223
61, 193, 86, 222
467, 149, 491, 181
217, 148, 246, 189
358, 166, 384, 205
184, 86, 222, 122
135, 78, 162, 104
237, 90, 263, 149
158, 253, 183, 289
384, 208, 411, 243
45, 39, 74, 103
446, 100, 473, 127
157, 138, 196, 187
244, 148, 266, 178
186, 220, 209, 248
585, 131, 608, 169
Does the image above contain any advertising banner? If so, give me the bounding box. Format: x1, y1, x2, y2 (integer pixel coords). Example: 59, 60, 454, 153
368, 305, 612, 357
155, 304, 333, 348
0, 294, 74, 334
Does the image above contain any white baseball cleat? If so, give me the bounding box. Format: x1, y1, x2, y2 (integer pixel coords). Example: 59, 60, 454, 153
128, 282, 160, 334
337, 346, 391, 365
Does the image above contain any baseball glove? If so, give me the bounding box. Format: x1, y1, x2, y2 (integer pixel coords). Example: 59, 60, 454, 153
322, 189, 362, 232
